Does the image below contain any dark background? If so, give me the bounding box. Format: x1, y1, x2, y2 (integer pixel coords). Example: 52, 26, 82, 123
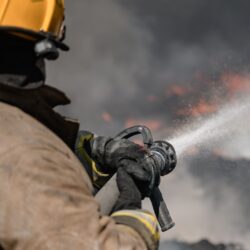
48, 1, 250, 247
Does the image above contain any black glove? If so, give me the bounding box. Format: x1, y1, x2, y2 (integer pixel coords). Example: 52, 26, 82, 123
90, 137, 156, 197
111, 168, 160, 250
112, 167, 142, 212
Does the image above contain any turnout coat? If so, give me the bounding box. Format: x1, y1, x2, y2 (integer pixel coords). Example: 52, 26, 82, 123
0, 102, 147, 250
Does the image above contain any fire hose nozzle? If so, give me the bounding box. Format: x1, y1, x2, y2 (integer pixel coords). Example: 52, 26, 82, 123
96, 125, 177, 232
150, 141, 177, 176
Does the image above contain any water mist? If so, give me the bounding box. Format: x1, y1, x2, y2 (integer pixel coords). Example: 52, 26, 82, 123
169, 98, 250, 159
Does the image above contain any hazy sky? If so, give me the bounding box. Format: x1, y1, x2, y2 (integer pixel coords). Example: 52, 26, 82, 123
47, 1, 250, 247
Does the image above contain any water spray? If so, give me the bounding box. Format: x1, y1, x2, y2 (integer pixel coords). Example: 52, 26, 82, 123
168, 98, 250, 159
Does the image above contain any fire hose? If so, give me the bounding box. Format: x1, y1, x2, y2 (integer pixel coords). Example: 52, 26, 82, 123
95, 125, 177, 232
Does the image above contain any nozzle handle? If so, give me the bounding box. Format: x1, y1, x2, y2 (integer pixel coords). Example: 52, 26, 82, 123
95, 174, 175, 232
150, 187, 175, 232
115, 125, 153, 147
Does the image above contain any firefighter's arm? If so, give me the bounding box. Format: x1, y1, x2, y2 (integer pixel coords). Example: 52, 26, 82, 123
0, 119, 158, 250
75, 130, 111, 191
111, 167, 160, 250
75, 131, 159, 249
75, 130, 154, 193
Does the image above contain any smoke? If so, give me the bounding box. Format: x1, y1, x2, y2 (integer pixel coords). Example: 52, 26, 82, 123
158, 157, 250, 247
48, 0, 250, 133
47, 0, 154, 135
47, 0, 250, 248
160, 239, 245, 250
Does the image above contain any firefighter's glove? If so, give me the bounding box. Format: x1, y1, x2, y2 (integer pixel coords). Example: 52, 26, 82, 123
75, 132, 155, 195
113, 167, 142, 211
91, 137, 151, 174
111, 168, 160, 250
91, 136, 155, 197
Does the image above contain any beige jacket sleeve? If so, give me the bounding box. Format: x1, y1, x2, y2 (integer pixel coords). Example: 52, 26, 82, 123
0, 103, 147, 250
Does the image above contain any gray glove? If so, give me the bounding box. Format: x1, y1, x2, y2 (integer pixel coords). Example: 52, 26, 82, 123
112, 167, 142, 212
90, 136, 156, 197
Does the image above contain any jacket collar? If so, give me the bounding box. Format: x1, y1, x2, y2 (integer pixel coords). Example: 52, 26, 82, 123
0, 83, 79, 149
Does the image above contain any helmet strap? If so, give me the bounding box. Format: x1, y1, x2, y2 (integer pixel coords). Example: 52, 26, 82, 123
34, 39, 59, 60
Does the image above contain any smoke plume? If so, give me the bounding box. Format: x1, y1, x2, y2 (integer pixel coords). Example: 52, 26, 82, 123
47, 0, 250, 247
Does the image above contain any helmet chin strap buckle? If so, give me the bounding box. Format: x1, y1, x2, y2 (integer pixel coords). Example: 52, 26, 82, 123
34, 39, 59, 60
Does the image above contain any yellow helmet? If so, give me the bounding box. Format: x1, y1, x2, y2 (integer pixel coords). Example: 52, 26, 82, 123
0, 0, 68, 51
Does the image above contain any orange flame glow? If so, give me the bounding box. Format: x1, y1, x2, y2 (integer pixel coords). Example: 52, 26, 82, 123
102, 112, 113, 122
221, 73, 250, 94
125, 119, 162, 131
178, 99, 218, 117
166, 85, 190, 97
147, 95, 158, 103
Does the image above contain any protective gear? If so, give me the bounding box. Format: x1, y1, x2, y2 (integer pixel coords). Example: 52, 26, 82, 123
76, 133, 155, 196
90, 136, 156, 196
91, 137, 151, 174
76, 134, 160, 249
0, 0, 68, 60
0, 102, 156, 250
0, 33, 46, 88
0, 83, 79, 149
75, 131, 111, 191
112, 210, 160, 250
113, 167, 142, 211
0, 0, 66, 42
112, 168, 159, 249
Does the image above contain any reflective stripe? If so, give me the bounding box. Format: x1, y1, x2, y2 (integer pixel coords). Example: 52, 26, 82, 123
76, 133, 109, 178
112, 210, 160, 241
92, 162, 109, 177
75, 132, 111, 190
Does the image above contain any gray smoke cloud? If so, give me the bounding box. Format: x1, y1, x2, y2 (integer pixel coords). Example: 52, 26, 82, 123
48, 0, 153, 135
47, 0, 250, 248
160, 239, 245, 250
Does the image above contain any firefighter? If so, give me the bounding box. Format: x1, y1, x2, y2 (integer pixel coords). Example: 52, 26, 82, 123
0, 1, 159, 249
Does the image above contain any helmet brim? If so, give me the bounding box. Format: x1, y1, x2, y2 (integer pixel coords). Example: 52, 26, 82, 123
0, 26, 69, 51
